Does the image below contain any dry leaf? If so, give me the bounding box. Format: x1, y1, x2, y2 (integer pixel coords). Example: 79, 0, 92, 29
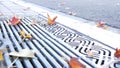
96, 21, 108, 29
69, 57, 85, 68
25, 33, 32, 39
0, 48, 8, 61
20, 30, 32, 39
115, 48, 120, 58
47, 13, 57, 25
96, 21, 104, 27
20, 30, 26, 39
10, 15, 21, 25
9, 49, 35, 58
19, 30, 32, 43
0, 51, 3, 60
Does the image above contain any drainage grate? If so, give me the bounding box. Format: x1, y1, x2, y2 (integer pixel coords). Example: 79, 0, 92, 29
0, 13, 118, 67
0, 1, 118, 67
0, 17, 95, 68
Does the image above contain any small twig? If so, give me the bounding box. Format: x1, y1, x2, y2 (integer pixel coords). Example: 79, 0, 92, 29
19, 38, 25, 44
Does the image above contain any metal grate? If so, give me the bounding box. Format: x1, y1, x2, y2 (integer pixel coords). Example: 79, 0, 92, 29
0, 17, 95, 68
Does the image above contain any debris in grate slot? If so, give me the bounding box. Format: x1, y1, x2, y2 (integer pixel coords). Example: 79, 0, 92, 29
19, 30, 33, 43
30, 19, 37, 25
23, 7, 30, 11
61, 56, 68, 63
86, 50, 99, 59
7, 15, 22, 25
47, 13, 57, 25
8, 48, 36, 68
68, 11, 77, 16
61, 57, 86, 68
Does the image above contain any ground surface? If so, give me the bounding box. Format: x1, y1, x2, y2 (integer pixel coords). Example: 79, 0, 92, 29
24, 0, 120, 29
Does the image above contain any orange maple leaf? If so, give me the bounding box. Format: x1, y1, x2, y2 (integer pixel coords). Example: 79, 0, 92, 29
114, 48, 120, 58
96, 21, 104, 27
47, 13, 57, 25
69, 57, 85, 68
96, 21, 108, 29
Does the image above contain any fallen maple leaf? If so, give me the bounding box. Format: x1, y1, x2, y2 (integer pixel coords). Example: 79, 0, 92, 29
96, 21, 108, 29
20, 30, 26, 39
96, 21, 104, 27
19, 30, 32, 43
0, 51, 3, 61
10, 15, 21, 25
25, 33, 32, 39
47, 13, 57, 25
114, 48, 120, 58
20, 31, 32, 39
69, 57, 85, 68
